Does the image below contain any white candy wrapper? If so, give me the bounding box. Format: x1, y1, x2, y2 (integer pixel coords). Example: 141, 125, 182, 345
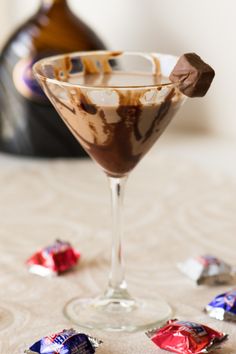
178, 255, 234, 285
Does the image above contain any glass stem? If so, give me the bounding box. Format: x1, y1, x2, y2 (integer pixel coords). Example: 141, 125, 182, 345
105, 176, 131, 300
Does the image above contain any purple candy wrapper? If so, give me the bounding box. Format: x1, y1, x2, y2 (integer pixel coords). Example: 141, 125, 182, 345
205, 289, 236, 321
25, 328, 102, 354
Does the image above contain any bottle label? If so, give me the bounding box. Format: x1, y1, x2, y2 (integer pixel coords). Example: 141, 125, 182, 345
13, 57, 48, 103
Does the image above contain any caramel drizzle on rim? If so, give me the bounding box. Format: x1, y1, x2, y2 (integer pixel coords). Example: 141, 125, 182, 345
81, 51, 123, 75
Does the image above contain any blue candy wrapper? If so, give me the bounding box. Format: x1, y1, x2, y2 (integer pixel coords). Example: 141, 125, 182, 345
205, 289, 236, 321
25, 329, 101, 354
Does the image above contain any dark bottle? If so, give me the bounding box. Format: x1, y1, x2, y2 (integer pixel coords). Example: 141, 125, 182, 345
0, 0, 106, 157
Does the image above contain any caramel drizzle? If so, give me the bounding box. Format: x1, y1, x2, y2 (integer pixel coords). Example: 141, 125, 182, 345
118, 90, 142, 106
63, 56, 72, 80
53, 56, 73, 81
152, 56, 161, 77
81, 51, 123, 75
82, 58, 100, 75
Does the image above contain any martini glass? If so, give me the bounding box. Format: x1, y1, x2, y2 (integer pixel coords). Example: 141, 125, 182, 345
34, 51, 185, 332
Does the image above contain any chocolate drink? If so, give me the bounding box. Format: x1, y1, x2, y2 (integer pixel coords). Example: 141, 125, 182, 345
42, 71, 184, 177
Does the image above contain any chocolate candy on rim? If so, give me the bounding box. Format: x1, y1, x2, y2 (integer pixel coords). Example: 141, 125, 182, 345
178, 255, 233, 285
26, 239, 80, 276
205, 289, 236, 321
146, 319, 228, 354
25, 328, 102, 354
169, 53, 215, 97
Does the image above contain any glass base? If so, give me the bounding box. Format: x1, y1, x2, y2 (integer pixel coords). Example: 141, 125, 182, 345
64, 295, 172, 332
0, 307, 13, 331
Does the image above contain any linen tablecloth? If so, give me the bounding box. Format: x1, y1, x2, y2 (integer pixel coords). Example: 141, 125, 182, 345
0, 134, 236, 354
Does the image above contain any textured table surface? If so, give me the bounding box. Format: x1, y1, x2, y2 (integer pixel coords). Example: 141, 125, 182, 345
0, 134, 236, 354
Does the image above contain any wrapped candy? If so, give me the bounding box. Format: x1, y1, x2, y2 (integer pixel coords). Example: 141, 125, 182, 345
26, 239, 80, 276
178, 255, 233, 285
205, 289, 236, 321
146, 319, 228, 354
25, 328, 102, 354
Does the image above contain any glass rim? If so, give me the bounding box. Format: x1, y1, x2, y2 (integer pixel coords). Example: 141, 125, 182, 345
33, 50, 179, 90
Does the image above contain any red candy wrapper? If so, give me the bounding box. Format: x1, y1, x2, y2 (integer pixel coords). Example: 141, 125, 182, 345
26, 240, 80, 276
146, 319, 228, 353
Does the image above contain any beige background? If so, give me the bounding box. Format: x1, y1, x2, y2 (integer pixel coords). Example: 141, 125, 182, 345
0, 0, 235, 137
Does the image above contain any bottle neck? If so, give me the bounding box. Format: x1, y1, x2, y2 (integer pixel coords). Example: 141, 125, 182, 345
40, 0, 68, 11
41, 0, 67, 6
